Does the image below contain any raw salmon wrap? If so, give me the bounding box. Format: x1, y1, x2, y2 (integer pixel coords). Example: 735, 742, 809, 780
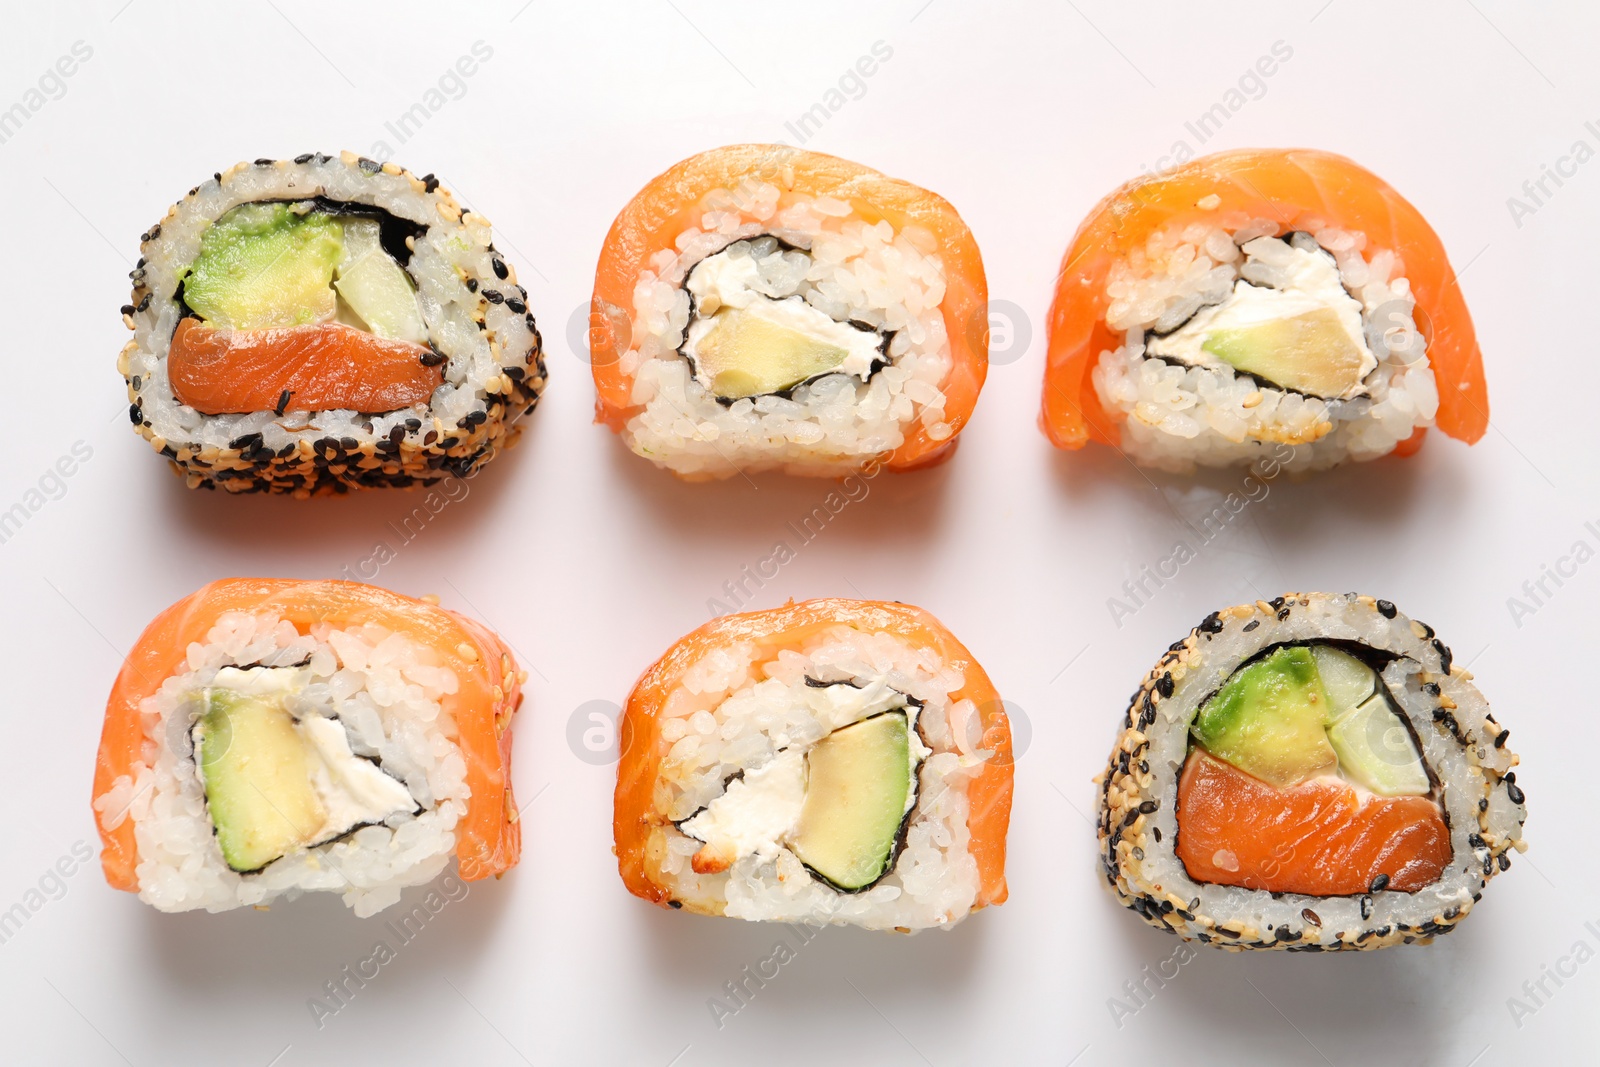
121, 152, 547, 495
590, 145, 989, 479
92, 578, 524, 915
1042, 149, 1488, 472
1099, 593, 1526, 951
614, 599, 1011, 930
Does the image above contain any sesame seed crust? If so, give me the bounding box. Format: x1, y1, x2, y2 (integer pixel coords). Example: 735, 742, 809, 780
121, 153, 547, 497
1096, 592, 1527, 952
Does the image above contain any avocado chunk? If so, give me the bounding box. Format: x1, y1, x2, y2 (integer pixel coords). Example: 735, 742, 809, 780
1191, 646, 1338, 788
194, 689, 325, 872
183, 203, 343, 330
1328, 693, 1430, 796
689, 304, 856, 399
333, 219, 428, 343
1202, 307, 1369, 399
790, 712, 915, 891
1310, 645, 1378, 717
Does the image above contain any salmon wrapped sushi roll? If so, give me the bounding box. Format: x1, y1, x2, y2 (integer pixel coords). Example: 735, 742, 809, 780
1100, 593, 1527, 951
91, 579, 524, 915
122, 152, 547, 495
1042, 149, 1488, 472
614, 599, 1011, 930
590, 145, 988, 479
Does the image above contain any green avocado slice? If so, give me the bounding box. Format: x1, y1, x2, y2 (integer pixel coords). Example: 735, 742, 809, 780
1191, 646, 1338, 788
1202, 307, 1368, 398
790, 712, 914, 891
195, 689, 325, 873
691, 306, 854, 399
182, 203, 343, 330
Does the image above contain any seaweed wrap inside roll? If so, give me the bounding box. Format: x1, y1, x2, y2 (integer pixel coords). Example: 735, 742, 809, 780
121, 152, 546, 495
1099, 593, 1526, 951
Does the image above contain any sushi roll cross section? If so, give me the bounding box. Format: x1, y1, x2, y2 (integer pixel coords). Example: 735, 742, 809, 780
615, 600, 1012, 930
1043, 149, 1488, 472
92, 579, 524, 915
1099, 593, 1526, 950
591, 145, 989, 480
122, 152, 546, 495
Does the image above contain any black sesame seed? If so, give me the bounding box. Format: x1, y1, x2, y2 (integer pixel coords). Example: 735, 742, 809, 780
1301, 908, 1321, 926
1468, 833, 1486, 849
1369, 873, 1390, 893
1360, 895, 1374, 919
128, 403, 142, 425
1506, 781, 1525, 805
667, 900, 682, 909
1156, 672, 1175, 698
1151, 826, 1161, 843
420, 348, 447, 368
1479, 798, 1488, 812
1376, 600, 1397, 619
254, 158, 274, 166
1432, 639, 1453, 674
228, 432, 264, 451
137, 294, 152, 312
1493, 728, 1510, 748
339, 436, 359, 451
1269, 596, 1286, 610
1137, 800, 1158, 814
1422, 682, 1441, 696
1243, 619, 1260, 632
491, 256, 508, 280
482, 289, 505, 305
357, 156, 381, 173
294, 153, 314, 164
506, 298, 527, 315
1498, 853, 1511, 872
466, 278, 478, 293
274, 390, 292, 417
1198, 612, 1224, 635
422, 174, 439, 193
1276, 607, 1291, 621
120, 304, 136, 317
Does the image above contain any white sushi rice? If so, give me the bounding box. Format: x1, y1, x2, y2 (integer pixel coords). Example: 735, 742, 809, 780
647, 626, 991, 930
1093, 217, 1439, 472
128, 154, 530, 461
619, 183, 954, 479
92, 610, 467, 917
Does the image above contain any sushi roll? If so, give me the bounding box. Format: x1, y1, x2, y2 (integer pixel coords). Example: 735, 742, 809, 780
91, 578, 524, 915
590, 145, 988, 479
614, 599, 1012, 930
1042, 149, 1488, 472
121, 152, 547, 496
1098, 592, 1527, 951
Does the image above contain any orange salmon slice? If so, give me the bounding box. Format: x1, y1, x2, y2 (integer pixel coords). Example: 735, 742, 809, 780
1176, 747, 1451, 895
168, 318, 441, 415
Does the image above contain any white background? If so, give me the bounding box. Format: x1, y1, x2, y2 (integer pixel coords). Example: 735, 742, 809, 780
0, 2, 1594, 1064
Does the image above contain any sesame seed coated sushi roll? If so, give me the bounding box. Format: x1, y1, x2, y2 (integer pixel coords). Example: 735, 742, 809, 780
614, 599, 1012, 930
590, 145, 989, 480
92, 579, 525, 915
1100, 593, 1526, 951
1042, 149, 1488, 472
121, 152, 547, 496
